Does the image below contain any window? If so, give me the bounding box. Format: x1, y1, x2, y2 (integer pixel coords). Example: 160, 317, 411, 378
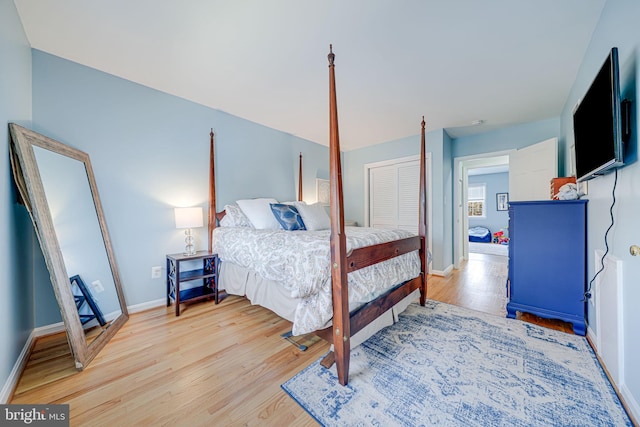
468, 184, 486, 217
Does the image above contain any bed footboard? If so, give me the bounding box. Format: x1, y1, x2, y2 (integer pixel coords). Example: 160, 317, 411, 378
347, 236, 421, 272
316, 275, 423, 342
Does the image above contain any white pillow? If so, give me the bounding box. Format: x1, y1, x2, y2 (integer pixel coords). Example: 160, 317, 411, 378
221, 204, 254, 228
236, 198, 281, 229
219, 215, 233, 227
296, 202, 330, 231
283, 201, 306, 210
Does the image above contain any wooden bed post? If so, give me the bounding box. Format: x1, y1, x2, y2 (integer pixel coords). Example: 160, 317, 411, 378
208, 129, 216, 253
327, 45, 350, 386
419, 117, 428, 305
298, 152, 303, 202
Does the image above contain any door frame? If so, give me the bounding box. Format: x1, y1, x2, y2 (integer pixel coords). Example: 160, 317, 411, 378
364, 154, 433, 270
453, 150, 513, 269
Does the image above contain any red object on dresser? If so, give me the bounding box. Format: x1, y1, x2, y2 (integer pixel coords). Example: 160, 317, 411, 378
550, 177, 577, 199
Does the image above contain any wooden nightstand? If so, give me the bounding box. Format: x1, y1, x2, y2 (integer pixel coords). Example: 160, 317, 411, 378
166, 251, 218, 316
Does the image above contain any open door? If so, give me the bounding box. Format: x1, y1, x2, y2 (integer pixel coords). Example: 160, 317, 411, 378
509, 137, 558, 201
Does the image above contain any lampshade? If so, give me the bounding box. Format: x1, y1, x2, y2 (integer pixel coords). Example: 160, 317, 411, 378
174, 207, 204, 229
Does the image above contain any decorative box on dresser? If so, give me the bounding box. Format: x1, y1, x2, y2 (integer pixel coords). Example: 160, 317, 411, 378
506, 199, 588, 335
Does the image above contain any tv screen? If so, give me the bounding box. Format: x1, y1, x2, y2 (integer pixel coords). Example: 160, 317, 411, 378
573, 47, 624, 182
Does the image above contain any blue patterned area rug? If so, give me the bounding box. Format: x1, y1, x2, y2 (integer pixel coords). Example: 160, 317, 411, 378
282, 301, 632, 426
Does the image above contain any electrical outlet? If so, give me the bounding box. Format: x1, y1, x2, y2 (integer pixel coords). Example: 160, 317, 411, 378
91, 280, 105, 293
151, 266, 162, 279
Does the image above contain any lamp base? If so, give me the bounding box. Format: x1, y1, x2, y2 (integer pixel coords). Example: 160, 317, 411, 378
183, 228, 196, 256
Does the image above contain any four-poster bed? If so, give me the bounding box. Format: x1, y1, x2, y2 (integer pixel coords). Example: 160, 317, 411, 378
208, 46, 428, 386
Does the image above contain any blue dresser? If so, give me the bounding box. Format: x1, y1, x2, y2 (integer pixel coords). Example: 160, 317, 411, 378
506, 200, 588, 335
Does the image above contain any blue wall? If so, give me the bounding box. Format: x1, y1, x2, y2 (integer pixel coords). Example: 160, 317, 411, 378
343, 132, 424, 223
343, 128, 454, 273
559, 0, 640, 413
343, 119, 559, 274
468, 172, 509, 235
31, 50, 329, 312
454, 118, 561, 161
0, 0, 34, 400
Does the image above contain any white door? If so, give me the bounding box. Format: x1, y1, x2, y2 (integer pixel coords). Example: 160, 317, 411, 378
509, 137, 558, 201
365, 155, 432, 272
369, 164, 398, 229
369, 159, 420, 234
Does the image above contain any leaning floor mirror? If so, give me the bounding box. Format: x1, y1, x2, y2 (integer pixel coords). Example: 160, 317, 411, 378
9, 123, 128, 369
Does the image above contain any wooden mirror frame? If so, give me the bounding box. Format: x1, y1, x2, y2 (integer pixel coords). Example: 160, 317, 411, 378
9, 123, 128, 369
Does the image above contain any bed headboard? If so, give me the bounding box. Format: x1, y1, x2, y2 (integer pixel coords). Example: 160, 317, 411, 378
206, 135, 304, 252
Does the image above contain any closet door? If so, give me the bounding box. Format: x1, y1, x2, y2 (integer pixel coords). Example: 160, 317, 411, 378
369, 159, 419, 235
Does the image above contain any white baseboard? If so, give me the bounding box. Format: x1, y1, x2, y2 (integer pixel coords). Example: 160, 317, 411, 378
430, 264, 453, 277
620, 383, 640, 424
0, 322, 70, 403
0, 330, 36, 404
587, 325, 638, 423
127, 298, 165, 314
443, 264, 453, 276
587, 325, 597, 351
34, 321, 66, 337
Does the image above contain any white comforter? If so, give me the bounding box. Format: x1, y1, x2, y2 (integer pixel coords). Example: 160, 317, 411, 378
212, 226, 421, 334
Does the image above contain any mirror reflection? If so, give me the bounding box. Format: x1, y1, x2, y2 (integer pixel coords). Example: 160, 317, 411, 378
33, 146, 122, 344
9, 123, 128, 369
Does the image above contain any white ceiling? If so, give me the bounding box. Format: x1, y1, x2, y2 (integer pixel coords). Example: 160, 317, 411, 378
14, 0, 606, 151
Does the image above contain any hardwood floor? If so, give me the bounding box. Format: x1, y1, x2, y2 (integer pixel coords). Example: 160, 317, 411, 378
11, 254, 574, 425
430, 253, 575, 334
13, 296, 327, 426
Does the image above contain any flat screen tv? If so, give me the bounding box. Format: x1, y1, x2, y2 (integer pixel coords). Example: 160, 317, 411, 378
573, 47, 625, 182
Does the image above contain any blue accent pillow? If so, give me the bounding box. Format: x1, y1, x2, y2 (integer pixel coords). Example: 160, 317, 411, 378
270, 203, 306, 231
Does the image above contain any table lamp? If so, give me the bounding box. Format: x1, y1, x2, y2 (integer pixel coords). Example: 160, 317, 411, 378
174, 207, 203, 255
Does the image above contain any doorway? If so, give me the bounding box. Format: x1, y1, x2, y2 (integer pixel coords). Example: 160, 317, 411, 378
447, 152, 511, 316
454, 137, 557, 267
454, 151, 511, 267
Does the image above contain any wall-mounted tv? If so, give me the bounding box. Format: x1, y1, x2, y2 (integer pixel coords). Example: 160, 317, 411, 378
573, 47, 625, 182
